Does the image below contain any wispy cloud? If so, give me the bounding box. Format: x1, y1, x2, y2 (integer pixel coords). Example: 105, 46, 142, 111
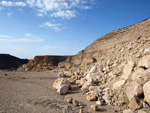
25, 0, 95, 19
50, 10, 76, 19
0, 34, 44, 43
40, 22, 62, 32
0, 1, 26, 7
0, 35, 10, 38
41, 45, 64, 51
6, 12, 13, 17
0, 0, 95, 19
25, 33, 32, 37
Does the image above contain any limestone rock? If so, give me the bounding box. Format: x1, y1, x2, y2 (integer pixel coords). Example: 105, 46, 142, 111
138, 110, 147, 113
113, 79, 126, 90
89, 66, 97, 73
131, 68, 145, 81
91, 105, 98, 111
67, 78, 76, 84
126, 81, 143, 101
123, 109, 134, 113
96, 98, 105, 106
64, 96, 73, 103
143, 80, 150, 105
128, 96, 142, 111
121, 61, 134, 80
138, 55, 150, 68
102, 94, 111, 105
63, 106, 74, 113
86, 94, 97, 101
72, 99, 79, 106
58, 72, 66, 77
53, 78, 70, 90
57, 85, 69, 95
144, 48, 150, 54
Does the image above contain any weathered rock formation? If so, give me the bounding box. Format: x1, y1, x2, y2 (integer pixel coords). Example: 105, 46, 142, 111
0, 54, 28, 70
60, 18, 150, 70
53, 18, 150, 112
17, 55, 70, 71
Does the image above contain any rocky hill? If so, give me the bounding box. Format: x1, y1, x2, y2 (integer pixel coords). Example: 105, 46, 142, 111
0, 54, 28, 70
60, 18, 150, 70
17, 55, 70, 71
53, 18, 150, 112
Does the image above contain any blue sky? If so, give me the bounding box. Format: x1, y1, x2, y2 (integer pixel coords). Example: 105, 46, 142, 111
0, 0, 150, 59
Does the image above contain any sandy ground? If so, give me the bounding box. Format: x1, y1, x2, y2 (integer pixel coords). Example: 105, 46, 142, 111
0, 70, 118, 113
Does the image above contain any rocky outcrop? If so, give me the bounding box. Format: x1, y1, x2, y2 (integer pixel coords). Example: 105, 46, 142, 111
0, 54, 28, 70
17, 55, 70, 71
61, 18, 150, 70
53, 18, 150, 112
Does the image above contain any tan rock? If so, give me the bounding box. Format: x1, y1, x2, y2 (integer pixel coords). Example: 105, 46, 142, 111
86, 94, 97, 101
67, 78, 76, 84
138, 55, 150, 68
121, 61, 134, 80
96, 98, 105, 106
89, 66, 97, 73
58, 72, 66, 77
131, 68, 145, 81
143, 80, 150, 105
128, 96, 142, 111
113, 79, 126, 90
64, 96, 73, 103
126, 81, 143, 101
91, 105, 98, 111
102, 94, 111, 105
138, 110, 147, 113
123, 109, 134, 113
53, 78, 70, 90
72, 99, 79, 106
57, 85, 69, 95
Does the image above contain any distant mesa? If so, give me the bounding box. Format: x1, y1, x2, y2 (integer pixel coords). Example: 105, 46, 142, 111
0, 54, 28, 70
17, 55, 71, 72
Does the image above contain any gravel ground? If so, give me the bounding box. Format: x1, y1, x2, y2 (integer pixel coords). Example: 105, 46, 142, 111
0, 70, 117, 113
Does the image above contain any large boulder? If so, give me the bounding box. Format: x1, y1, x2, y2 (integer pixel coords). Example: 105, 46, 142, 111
53, 78, 70, 90
123, 109, 134, 113
128, 96, 142, 111
138, 55, 150, 68
126, 82, 143, 101
113, 79, 126, 90
131, 68, 145, 81
57, 85, 69, 95
121, 61, 135, 80
143, 80, 150, 105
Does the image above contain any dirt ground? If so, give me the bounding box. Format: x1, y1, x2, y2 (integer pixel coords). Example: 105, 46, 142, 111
0, 70, 118, 113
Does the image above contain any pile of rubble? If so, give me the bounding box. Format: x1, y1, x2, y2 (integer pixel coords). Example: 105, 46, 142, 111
53, 36, 150, 113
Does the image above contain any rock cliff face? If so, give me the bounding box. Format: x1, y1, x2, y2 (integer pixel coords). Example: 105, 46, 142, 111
0, 54, 28, 70
17, 55, 70, 71
61, 18, 150, 69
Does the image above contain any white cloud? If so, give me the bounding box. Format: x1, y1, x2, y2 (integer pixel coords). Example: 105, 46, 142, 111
0, 35, 10, 38
41, 45, 63, 51
0, 34, 44, 43
40, 22, 62, 32
0, 0, 95, 19
0, 1, 26, 7
7, 12, 13, 17
25, 33, 32, 37
25, 0, 95, 19
50, 10, 76, 19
